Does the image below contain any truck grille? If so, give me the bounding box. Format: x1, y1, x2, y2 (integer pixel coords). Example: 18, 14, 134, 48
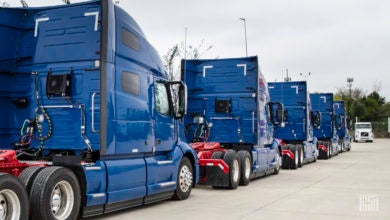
361, 132, 369, 137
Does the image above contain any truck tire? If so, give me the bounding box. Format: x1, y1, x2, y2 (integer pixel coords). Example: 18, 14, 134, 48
172, 157, 193, 200
298, 145, 304, 168
30, 166, 81, 220
223, 150, 240, 189
0, 173, 29, 220
18, 166, 44, 194
211, 151, 225, 159
329, 142, 333, 158
237, 150, 251, 186
290, 146, 298, 170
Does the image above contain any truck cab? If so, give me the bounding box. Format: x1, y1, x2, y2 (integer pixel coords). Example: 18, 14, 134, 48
268, 81, 318, 169
354, 122, 374, 142
310, 93, 340, 159
333, 100, 352, 151
0, 1, 198, 219
182, 56, 282, 189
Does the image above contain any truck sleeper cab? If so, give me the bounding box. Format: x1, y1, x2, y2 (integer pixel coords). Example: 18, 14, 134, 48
0, 1, 198, 219
333, 100, 351, 151
268, 81, 318, 169
183, 56, 282, 189
310, 93, 340, 159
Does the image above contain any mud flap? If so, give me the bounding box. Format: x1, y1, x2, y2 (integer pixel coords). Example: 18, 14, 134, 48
204, 166, 229, 187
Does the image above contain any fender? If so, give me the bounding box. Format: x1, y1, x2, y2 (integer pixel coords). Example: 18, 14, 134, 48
318, 144, 328, 152
176, 140, 200, 186
282, 149, 294, 160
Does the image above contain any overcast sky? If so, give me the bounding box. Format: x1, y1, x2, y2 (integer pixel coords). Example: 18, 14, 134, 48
5, 0, 390, 100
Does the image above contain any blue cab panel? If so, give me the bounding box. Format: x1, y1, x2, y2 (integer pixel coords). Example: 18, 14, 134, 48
183, 56, 273, 146
310, 93, 334, 140
0, 0, 199, 216
333, 100, 347, 137
183, 56, 278, 175
268, 81, 310, 141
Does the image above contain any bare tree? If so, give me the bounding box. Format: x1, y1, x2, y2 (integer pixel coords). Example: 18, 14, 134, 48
162, 45, 179, 81
20, 0, 28, 7
163, 40, 214, 81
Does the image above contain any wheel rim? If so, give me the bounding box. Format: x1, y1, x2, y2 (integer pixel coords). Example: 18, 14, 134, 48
50, 181, 74, 220
179, 165, 193, 193
244, 157, 251, 179
300, 149, 304, 164
275, 153, 281, 169
0, 189, 21, 220
295, 149, 299, 165
232, 159, 240, 183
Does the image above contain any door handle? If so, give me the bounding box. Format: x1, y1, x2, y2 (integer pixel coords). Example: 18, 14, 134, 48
156, 139, 161, 144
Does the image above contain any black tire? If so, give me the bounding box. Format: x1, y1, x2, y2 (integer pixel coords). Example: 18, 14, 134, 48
211, 151, 225, 159
30, 166, 81, 220
237, 150, 251, 186
173, 157, 193, 200
0, 173, 29, 220
18, 166, 44, 194
298, 145, 304, 168
223, 150, 240, 189
290, 146, 298, 170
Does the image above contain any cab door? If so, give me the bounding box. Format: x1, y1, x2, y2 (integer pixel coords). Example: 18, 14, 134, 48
147, 80, 178, 196
153, 80, 176, 152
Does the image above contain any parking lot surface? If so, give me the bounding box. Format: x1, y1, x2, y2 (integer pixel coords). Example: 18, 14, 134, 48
90, 139, 390, 220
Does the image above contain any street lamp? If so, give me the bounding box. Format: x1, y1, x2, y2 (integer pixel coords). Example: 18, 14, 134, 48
239, 18, 248, 57
347, 77, 354, 97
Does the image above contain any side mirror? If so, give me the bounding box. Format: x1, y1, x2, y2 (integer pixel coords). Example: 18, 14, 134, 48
169, 81, 187, 119
311, 111, 321, 128
268, 102, 284, 126
335, 115, 342, 129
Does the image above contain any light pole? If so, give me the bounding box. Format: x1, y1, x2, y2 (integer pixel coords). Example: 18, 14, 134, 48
239, 18, 248, 56
347, 77, 353, 97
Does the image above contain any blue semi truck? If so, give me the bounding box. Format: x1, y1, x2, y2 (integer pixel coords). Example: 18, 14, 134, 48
0, 1, 199, 219
333, 100, 352, 152
310, 93, 340, 159
268, 81, 318, 169
182, 56, 283, 189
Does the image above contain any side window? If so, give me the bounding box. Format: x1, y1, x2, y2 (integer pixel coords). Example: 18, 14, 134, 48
121, 28, 140, 51
121, 72, 140, 96
155, 83, 170, 115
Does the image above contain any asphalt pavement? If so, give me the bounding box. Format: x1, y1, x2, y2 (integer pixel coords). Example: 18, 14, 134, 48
89, 139, 390, 220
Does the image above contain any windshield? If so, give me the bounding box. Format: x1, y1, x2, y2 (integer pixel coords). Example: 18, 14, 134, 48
355, 124, 372, 129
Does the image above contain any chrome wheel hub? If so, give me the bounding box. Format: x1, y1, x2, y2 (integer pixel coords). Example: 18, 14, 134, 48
50, 181, 74, 220
232, 159, 240, 182
179, 165, 193, 192
0, 189, 21, 220
244, 157, 251, 179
